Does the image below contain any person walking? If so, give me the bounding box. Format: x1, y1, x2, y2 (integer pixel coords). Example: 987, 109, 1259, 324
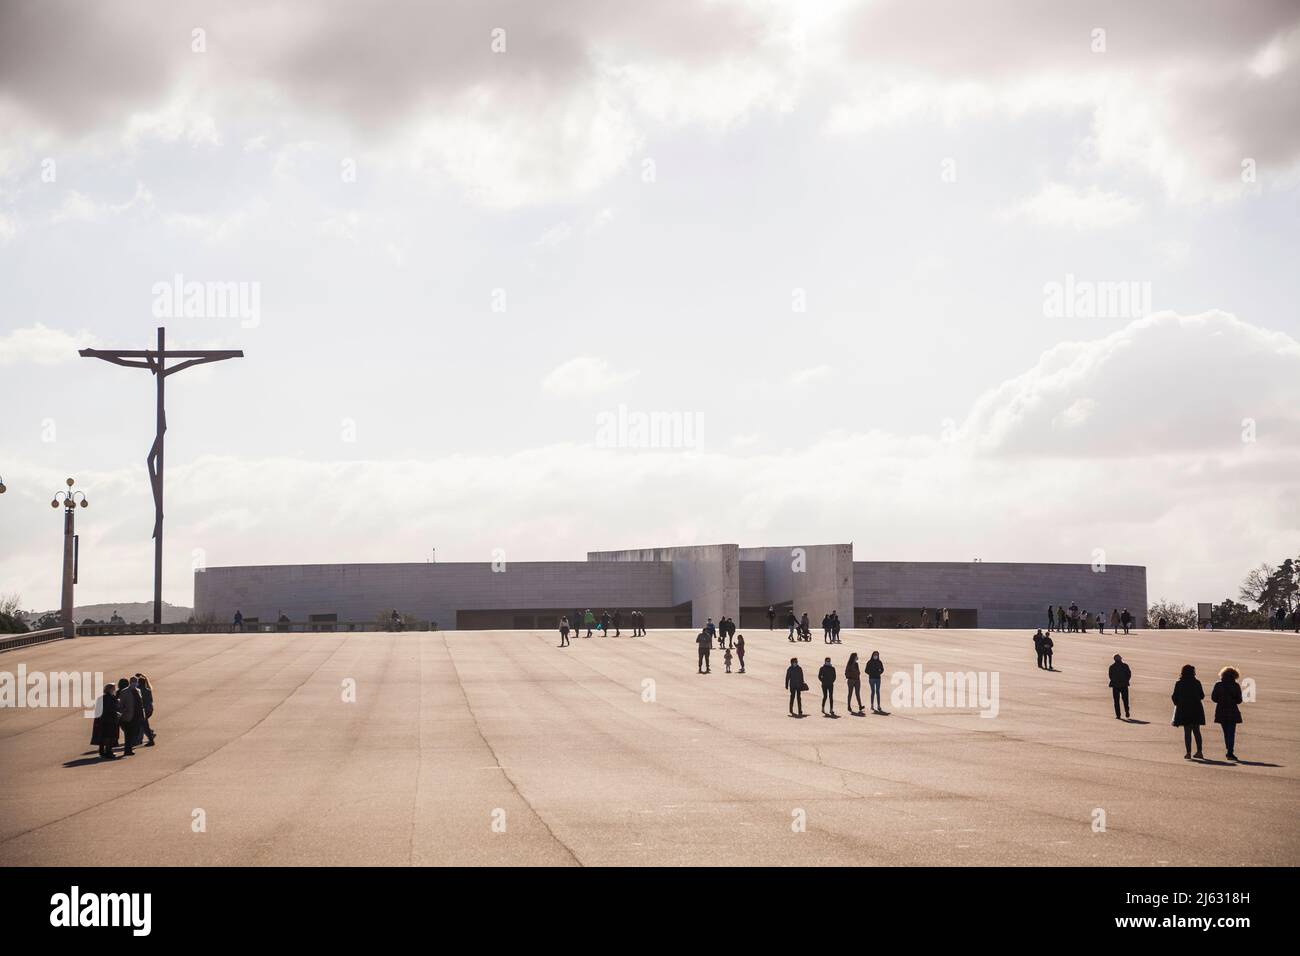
942, 607, 950, 629
234, 609, 244, 632
818, 658, 837, 716
558, 616, 571, 647
1042, 632, 1055, 670
1108, 654, 1131, 719
1033, 629, 1046, 669
785, 658, 806, 717
1171, 664, 1206, 759
1121, 608, 1131, 635
91, 683, 120, 759
583, 609, 595, 637
787, 610, 798, 642
1110, 608, 1120, 633
920, 606, 930, 628
599, 610, 611, 636
822, 613, 831, 643
136, 673, 156, 746
696, 630, 712, 674
831, 611, 842, 643
1211, 666, 1244, 760
845, 652, 864, 715
735, 633, 746, 674
800, 612, 811, 642
116, 677, 141, 757
767, 605, 775, 630
612, 609, 622, 638
1047, 605, 1054, 631
865, 651, 884, 713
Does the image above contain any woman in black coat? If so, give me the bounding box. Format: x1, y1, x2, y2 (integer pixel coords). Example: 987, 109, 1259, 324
844, 653, 863, 715
90, 684, 120, 759
1170, 664, 1206, 759
1210, 666, 1243, 760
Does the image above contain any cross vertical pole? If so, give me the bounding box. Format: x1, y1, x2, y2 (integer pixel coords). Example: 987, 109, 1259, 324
154, 326, 165, 630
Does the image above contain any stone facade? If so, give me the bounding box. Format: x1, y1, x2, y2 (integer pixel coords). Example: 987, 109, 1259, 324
195, 545, 1147, 630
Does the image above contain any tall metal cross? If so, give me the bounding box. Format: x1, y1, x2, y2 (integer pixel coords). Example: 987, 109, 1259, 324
80, 327, 243, 629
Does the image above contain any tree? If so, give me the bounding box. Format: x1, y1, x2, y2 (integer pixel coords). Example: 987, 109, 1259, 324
1239, 563, 1273, 606
1148, 599, 1196, 629
1211, 598, 1266, 629
0, 594, 28, 634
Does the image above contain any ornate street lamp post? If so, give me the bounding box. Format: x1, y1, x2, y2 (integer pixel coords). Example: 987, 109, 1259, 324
51, 478, 89, 639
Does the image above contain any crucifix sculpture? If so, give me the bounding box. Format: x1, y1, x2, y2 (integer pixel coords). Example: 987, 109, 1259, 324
80, 327, 243, 630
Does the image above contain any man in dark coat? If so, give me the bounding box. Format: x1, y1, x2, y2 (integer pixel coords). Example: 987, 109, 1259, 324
612, 609, 621, 637
116, 677, 142, 756
1108, 654, 1132, 719
784, 658, 805, 716
817, 657, 837, 716
767, 605, 775, 630
91, 684, 120, 759
1033, 630, 1046, 669
696, 630, 712, 674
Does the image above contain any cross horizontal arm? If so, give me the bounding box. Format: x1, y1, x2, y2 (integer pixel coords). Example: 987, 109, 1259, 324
78, 350, 154, 370
164, 352, 244, 376
79, 349, 245, 359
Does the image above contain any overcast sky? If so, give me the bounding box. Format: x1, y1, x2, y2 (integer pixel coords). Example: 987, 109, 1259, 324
2, 0, 1298, 612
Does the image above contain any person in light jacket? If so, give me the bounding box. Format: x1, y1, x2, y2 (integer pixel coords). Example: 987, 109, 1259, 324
1211, 666, 1244, 761
1170, 664, 1206, 760
135, 673, 156, 746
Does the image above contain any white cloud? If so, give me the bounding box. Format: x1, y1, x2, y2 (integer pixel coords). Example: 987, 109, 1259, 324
1001, 182, 1142, 229
960, 311, 1300, 456
49, 181, 153, 224
541, 356, 638, 395
0, 324, 97, 365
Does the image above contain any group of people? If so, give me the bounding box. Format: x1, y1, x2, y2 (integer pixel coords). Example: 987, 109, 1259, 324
1171, 664, 1246, 760
694, 628, 746, 673
784, 652, 886, 717
558, 609, 648, 645
1048, 603, 1134, 634
1040, 636, 1248, 761
1269, 606, 1300, 632
89, 674, 157, 759
782, 610, 843, 642
918, 607, 952, 628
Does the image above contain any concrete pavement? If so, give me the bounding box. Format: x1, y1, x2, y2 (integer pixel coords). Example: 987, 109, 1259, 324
1, 626, 1296, 865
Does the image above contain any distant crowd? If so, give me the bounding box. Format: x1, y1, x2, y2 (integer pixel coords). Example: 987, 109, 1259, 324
557, 609, 647, 645
1047, 602, 1135, 634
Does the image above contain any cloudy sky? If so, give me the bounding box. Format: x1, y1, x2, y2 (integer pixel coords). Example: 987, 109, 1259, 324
1, 0, 1298, 611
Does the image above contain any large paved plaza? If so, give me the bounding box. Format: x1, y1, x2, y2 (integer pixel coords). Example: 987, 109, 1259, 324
1, 626, 1296, 866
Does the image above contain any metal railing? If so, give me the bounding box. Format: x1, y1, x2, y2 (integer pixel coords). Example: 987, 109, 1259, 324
0, 627, 68, 654
71, 620, 438, 636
